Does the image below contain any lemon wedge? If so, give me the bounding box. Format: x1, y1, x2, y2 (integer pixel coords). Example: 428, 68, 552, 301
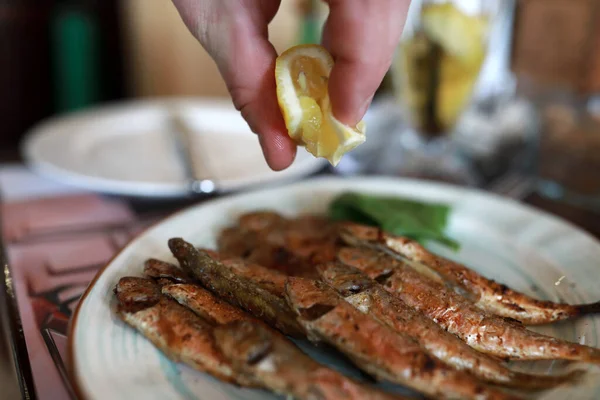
275, 44, 366, 166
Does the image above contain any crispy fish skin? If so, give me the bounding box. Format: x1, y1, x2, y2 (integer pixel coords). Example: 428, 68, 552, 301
161, 283, 257, 326
219, 212, 339, 277
338, 247, 600, 363
217, 227, 285, 271
218, 227, 323, 278
237, 211, 288, 232
236, 212, 333, 240
193, 248, 289, 300
318, 262, 581, 391
340, 223, 600, 325
114, 277, 254, 386
168, 238, 305, 338
144, 258, 191, 284
221, 228, 322, 277
284, 277, 519, 400
209, 253, 289, 298
214, 320, 406, 400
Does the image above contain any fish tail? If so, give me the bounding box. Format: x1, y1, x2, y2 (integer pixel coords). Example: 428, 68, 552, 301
576, 300, 600, 316
583, 348, 600, 364
505, 369, 585, 391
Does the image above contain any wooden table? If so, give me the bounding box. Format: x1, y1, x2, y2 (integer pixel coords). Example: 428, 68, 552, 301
524, 192, 600, 239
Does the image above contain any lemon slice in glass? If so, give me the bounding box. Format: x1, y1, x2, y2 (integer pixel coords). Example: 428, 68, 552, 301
421, 3, 488, 67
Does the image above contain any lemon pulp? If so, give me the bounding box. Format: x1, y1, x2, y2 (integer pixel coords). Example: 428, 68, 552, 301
275, 45, 366, 166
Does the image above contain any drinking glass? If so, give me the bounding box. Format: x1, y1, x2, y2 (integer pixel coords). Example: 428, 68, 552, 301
533, 89, 600, 210
386, 0, 502, 184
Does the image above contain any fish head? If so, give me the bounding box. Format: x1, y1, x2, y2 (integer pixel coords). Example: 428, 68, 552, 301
143, 258, 191, 284
317, 262, 373, 297
168, 238, 221, 277
336, 247, 397, 281
338, 222, 380, 246
284, 277, 339, 321
168, 238, 196, 264
114, 277, 161, 313
214, 320, 275, 367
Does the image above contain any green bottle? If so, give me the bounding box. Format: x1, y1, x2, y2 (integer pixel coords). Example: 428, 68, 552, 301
50, 2, 100, 113
297, 0, 323, 45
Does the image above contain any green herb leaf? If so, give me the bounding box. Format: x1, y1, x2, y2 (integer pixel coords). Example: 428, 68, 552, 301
328, 192, 460, 251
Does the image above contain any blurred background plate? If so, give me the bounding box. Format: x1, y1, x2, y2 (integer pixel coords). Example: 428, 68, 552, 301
21, 98, 328, 198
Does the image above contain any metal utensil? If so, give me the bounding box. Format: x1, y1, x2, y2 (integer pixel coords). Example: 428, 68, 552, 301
487, 172, 534, 200
0, 189, 36, 399
168, 109, 218, 196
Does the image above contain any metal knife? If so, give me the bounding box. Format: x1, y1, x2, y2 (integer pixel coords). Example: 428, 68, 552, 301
167, 109, 217, 196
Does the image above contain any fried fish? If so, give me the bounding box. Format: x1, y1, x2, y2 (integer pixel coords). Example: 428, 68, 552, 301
318, 261, 582, 390
168, 238, 305, 337
340, 223, 600, 325
337, 246, 600, 363
114, 276, 254, 386
285, 277, 519, 400
161, 283, 257, 326
214, 320, 408, 400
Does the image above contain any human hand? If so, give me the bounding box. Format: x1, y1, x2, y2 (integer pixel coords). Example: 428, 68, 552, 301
171, 0, 411, 171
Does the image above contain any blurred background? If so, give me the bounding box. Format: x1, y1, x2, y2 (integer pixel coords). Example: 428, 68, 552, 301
2, 0, 599, 209
0, 0, 600, 202
1, 0, 301, 151
2, 2, 600, 399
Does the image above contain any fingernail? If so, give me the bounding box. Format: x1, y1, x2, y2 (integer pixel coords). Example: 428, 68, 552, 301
357, 96, 373, 121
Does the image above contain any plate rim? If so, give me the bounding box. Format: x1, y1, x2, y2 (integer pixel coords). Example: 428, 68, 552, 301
66, 175, 600, 399
21, 96, 328, 198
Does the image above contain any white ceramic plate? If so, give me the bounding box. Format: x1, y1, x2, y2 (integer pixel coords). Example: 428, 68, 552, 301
22, 98, 328, 198
69, 176, 600, 400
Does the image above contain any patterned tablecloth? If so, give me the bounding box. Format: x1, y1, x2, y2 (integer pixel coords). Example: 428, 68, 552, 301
0, 165, 193, 400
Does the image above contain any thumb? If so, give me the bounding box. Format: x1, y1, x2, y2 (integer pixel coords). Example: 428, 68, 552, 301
322, 0, 410, 126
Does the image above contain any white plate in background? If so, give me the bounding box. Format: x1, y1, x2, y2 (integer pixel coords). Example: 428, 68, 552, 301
22, 98, 328, 198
